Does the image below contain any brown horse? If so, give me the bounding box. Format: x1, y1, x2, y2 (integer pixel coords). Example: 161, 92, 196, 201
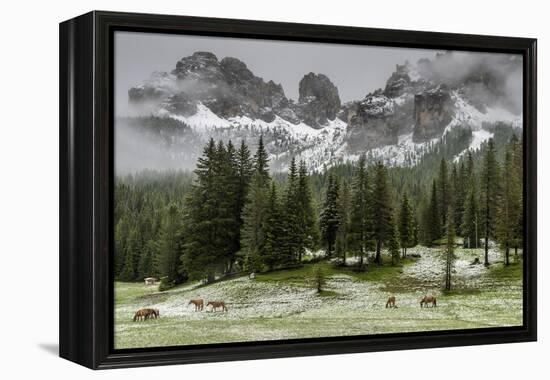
188, 299, 204, 311
133, 308, 159, 321
385, 296, 397, 308
207, 301, 228, 312
420, 295, 437, 308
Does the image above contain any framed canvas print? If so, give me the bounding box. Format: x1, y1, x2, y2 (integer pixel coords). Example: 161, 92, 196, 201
59, 11, 537, 369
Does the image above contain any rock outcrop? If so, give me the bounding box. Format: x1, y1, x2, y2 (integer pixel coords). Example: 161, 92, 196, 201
340, 91, 402, 150
296, 73, 341, 128
412, 85, 454, 142
384, 64, 412, 98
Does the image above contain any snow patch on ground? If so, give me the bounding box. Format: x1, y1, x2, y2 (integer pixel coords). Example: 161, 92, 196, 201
453, 129, 494, 162
115, 245, 523, 348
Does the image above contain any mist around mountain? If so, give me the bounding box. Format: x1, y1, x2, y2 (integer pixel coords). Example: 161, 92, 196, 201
115, 50, 522, 175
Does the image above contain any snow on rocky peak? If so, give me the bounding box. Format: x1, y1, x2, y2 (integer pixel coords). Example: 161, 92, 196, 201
125, 51, 522, 173
360, 94, 395, 117
450, 91, 521, 132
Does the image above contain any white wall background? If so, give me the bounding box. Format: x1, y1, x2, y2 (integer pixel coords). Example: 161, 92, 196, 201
0, 0, 546, 378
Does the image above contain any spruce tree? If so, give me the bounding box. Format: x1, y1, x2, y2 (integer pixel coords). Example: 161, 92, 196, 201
480, 138, 500, 266
454, 160, 469, 236
233, 140, 254, 267
452, 163, 464, 236
388, 216, 401, 266
466, 151, 475, 179
263, 181, 285, 270
240, 171, 269, 273
445, 207, 456, 291
320, 173, 340, 257
412, 213, 420, 247
282, 157, 300, 264
398, 193, 413, 258
114, 216, 130, 277
372, 161, 393, 265
216, 140, 240, 272
438, 158, 450, 227
157, 204, 183, 287
427, 179, 441, 245
335, 180, 351, 265
138, 240, 156, 279
119, 226, 139, 281
510, 134, 523, 257
348, 155, 372, 268
181, 139, 227, 282
253, 135, 270, 186
240, 137, 272, 271
296, 160, 319, 261
497, 137, 522, 266
462, 183, 479, 249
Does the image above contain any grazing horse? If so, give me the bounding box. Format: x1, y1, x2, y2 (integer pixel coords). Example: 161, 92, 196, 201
188, 299, 204, 311
420, 295, 437, 308
207, 301, 228, 312
133, 308, 159, 321
386, 296, 397, 308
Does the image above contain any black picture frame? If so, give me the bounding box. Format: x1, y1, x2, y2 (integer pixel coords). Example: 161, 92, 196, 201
59, 10, 537, 369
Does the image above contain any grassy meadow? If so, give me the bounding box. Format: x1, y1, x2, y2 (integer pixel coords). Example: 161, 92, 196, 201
114, 246, 523, 349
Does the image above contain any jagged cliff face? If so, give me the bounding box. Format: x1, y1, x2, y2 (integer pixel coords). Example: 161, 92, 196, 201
121, 51, 522, 173
128, 52, 346, 127
296, 73, 341, 128
340, 92, 400, 150
413, 86, 454, 142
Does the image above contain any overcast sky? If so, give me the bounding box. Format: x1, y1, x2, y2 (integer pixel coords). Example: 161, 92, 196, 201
115, 31, 442, 115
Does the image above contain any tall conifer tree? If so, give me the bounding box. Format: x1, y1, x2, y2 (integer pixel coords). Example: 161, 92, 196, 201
427, 180, 441, 244
263, 181, 285, 270
480, 138, 500, 266
388, 216, 401, 266
253, 135, 270, 186
398, 193, 413, 258
182, 139, 227, 281
297, 160, 319, 260
119, 226, 139, 281
232, 140, 254, 268
497, 137, 522, 265
348, 155, 372, 268
320, 173, 340, 257
372, 161, 393, 265
445, 208, 456, 291
438, 159, 450, 227
240, 136, 272, 272
282, 157, 300, 263
157, 204, 183, 287
335, 181, 351, 265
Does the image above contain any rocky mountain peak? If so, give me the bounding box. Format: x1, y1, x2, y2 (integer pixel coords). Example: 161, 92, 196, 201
172, 51, 222, 80
384, 63, 412, 98
129, 51, 294, 122
125, 51, 521, 171
297, 73, 341, 128
220, 57, 255, 83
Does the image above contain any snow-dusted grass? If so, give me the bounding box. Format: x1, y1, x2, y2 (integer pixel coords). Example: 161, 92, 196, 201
114, 246, 523, 349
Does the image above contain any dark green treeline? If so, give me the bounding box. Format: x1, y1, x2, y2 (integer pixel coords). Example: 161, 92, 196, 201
114, 132, 523, 287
